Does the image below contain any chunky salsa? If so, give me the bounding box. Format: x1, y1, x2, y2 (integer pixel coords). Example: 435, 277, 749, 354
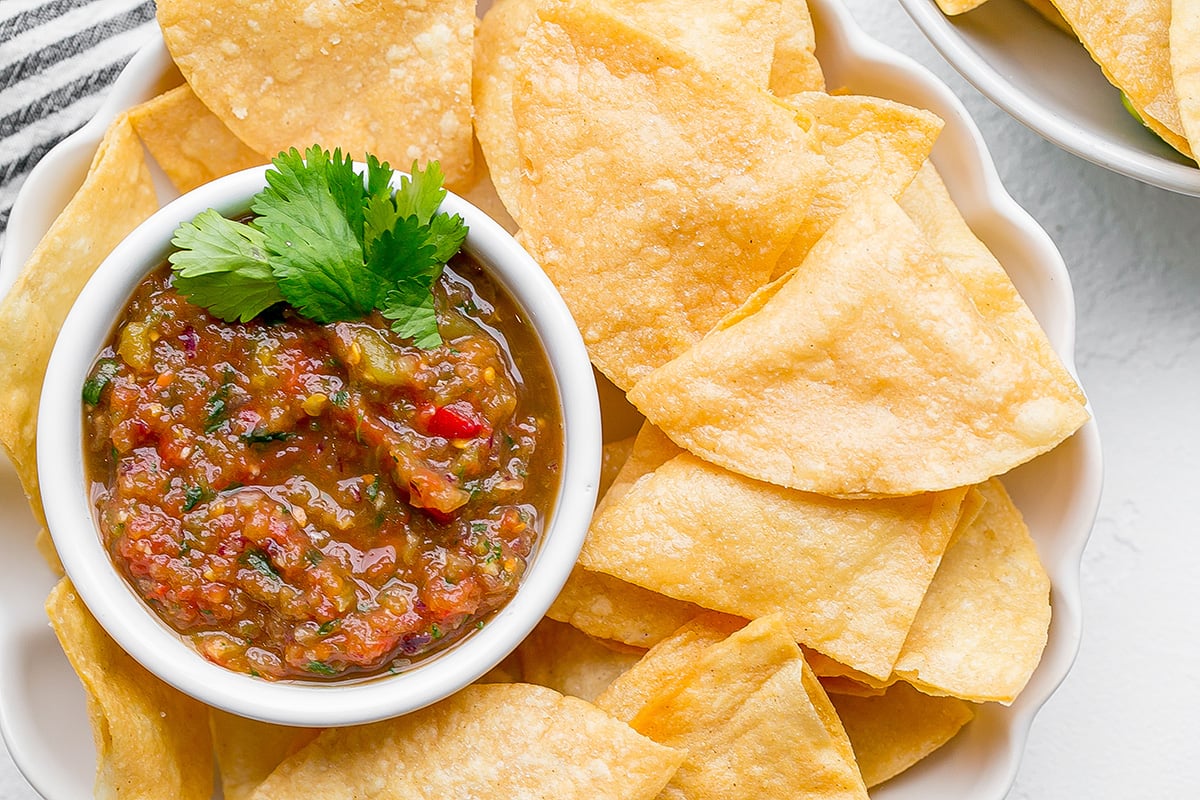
82, 256, 561, 680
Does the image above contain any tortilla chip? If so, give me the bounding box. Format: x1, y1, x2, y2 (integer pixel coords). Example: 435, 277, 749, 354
476, 0, 790, 220
474, 0, 538, 218
892, 479, 1051, 704
1049, 0, 1190, 154
819, 676, 888, 698
628, 189, 1090, 497
618, 615, 869, 800
1171, 0, 1200, 154
605, 0, 784, 88
548, 566, 703, 648
247, 683, 683, 800
805, 649, 893, 689
898, 161, 1085, 406
35, 526, 65, 576
210, 710, 319, 800
459, 137, 519, 234
831, 681, 975, 787
513, 0, 824, 390
156, 0, 475, 187
517, 618, 643, 702
596, 612, 746, 721
770, 0, 825, 94
1024, 0, 1074, 34
773, 92, 944, 273
599, 435, 637, 503
580, 452, 967, 678
0, 114, 157, 525
46, 580, 213, 800
597, 422, 683, 514
934, 0, 989, 13
128, 84, 265, 192
475, 651, 523, 684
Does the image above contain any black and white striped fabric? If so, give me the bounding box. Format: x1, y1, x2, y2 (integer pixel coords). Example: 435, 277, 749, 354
0, 0, 156, 251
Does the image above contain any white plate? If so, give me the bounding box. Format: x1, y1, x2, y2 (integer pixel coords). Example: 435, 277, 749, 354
0, 1, 1102, 798
899, 0, 1200, 196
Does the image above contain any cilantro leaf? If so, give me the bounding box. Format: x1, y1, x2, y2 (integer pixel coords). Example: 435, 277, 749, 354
425, 210, 469, 263
381, 283, 441, 349
169, 147, 467, 348
317, 146, 370, 250
169, 210, 284, 322
394, 161, 448, 224
253, 148, 376, 323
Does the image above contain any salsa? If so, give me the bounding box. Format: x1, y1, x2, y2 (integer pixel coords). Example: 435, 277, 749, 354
82, 256, 561, 680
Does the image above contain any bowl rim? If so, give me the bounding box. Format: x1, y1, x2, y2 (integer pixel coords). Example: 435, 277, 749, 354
35, 164, 602, 727
896, 0, 1200, 196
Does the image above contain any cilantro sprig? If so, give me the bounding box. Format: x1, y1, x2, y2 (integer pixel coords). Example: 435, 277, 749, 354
168, 146, 468, 348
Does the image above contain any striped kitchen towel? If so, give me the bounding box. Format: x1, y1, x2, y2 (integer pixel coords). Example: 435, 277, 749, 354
0, 0, 156, 251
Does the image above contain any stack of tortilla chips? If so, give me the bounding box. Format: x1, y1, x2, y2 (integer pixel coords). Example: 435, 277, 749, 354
939, 0, 1200, 160
0, 0, 1089, 797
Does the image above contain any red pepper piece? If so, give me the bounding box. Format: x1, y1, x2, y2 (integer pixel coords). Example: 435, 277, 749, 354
425, 402, 482, 439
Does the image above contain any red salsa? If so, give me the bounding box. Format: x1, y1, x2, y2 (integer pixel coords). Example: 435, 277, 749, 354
83, 256, 561, 680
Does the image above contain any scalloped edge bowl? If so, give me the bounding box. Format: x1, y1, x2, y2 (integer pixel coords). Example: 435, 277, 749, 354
898, 0, 1200, 196
0, 1, 1102, 797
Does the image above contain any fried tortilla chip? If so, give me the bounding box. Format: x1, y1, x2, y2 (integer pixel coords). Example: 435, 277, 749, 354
628, 189, 1090, 497
1049, 0, 1191, 155
46, 580, 213, 800
597, 422, 682, 514
459, 138, 519, 234
1171, 0, 1200, 154
0, 114, 157, 525
819, 676, 888, 698
892, 479, 1051, 704
599, 435, 637, 503
247, 683, 683, 800
772, 92, 943, 272
596, 613, 746, 721
35, 526, 65, 576
1024, 0, 1074, 34
210, 711, 319, 800
474, 0, 538, 218
156, 0, 475, 187
770, 0, 824, 94
128, 84, 265, 193
475, 651, 524, 684
612, 615, 869, 800
513, 0, 824, 389
934, 0, 989, 13
476, 0, 784, 218
517, 618, 643, 702
898, 161, 1084, 407
605, 0, 784, 88
831, 681, 975, 788
580, 452, 967, 678
548, 566, 703, 648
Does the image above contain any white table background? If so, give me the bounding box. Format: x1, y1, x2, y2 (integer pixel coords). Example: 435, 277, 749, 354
2, 1, 1198, 796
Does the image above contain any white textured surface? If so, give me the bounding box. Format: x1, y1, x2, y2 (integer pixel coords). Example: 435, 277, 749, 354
1, 2, 1197, 797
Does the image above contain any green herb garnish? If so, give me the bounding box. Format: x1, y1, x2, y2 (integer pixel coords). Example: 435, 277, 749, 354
240, 550, 281, 583
168, 147, 467, 349
182, 484, 207, 512
305, 660, 338, 676
82, 357, 120, 405
240, 429, 297, 445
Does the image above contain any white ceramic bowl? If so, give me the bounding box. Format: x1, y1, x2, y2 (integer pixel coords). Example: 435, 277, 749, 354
899, 0, 1200, 195
35, 164, 601, 728
0, 1, 1102, 797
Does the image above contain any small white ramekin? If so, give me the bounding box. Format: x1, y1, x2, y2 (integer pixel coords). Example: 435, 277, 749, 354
37, 165, 601, 727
